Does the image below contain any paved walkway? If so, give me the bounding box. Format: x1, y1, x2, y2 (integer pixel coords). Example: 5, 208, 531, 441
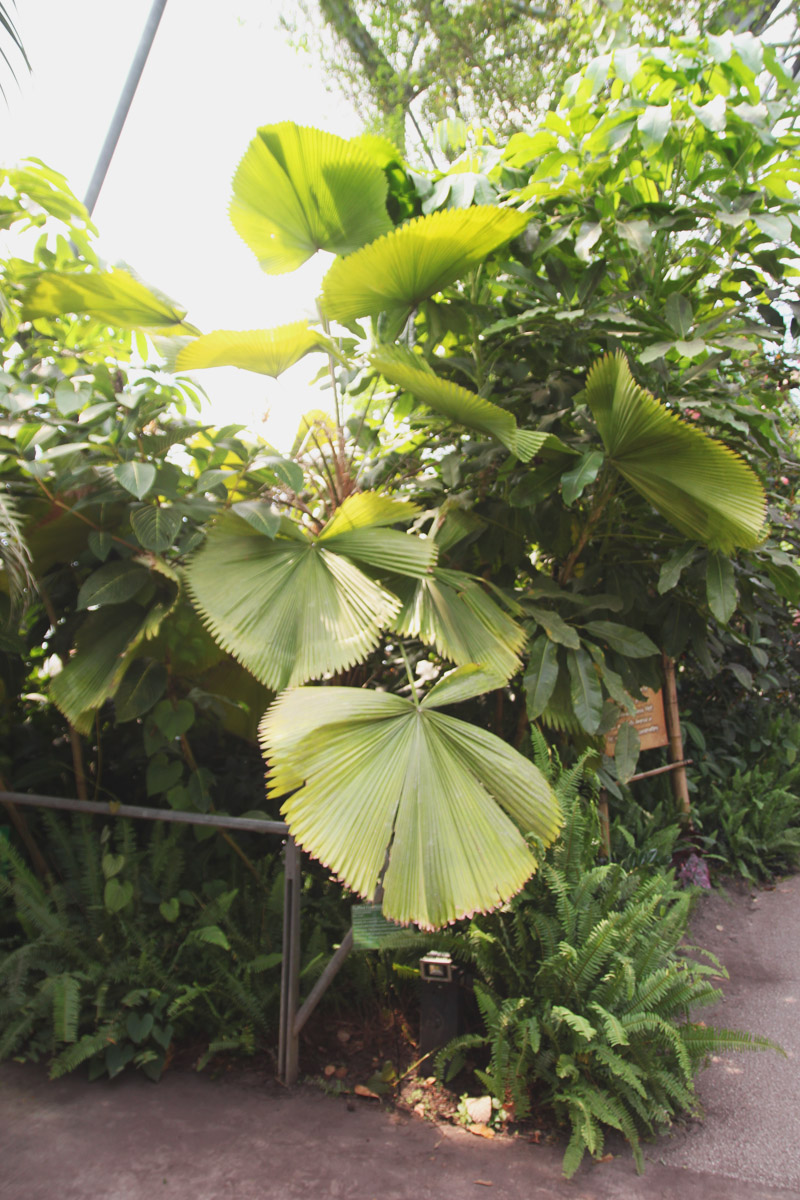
2, 875, 799, 1200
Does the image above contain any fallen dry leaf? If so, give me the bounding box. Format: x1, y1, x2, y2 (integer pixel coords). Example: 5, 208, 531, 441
468, 1124, 495, 1139
323, 1064, 336, 1078
354, 1084, 380, 1099
464, 1096, 493, 1125
335, 1066, 348, 1079
337, 1029, 352, 1044
598, 1153, 614, 1163
474, 1182, 494, 1187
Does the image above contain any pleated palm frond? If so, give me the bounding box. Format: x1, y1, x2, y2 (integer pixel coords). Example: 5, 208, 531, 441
586, 353, 766, 552
0, 491, 36, 620
186, 496, 437, 691
321, 206, 530, 322
371, 345, 547, 460
49, 607, 145, 735
23, 267, 198, 334
230, 122, 393, 274
260, 665, 562, 929
174, 322, 332, 378
390, 566, 526, 683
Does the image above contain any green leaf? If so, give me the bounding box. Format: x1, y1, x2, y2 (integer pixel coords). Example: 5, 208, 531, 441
582, 621, 658, 658
23, 267, 196, 334
146, 756, 183, 796
693, 96, 726, 132
130, 506, 182, 552
230, 122, 393, 273
567, 647, 603, 733
189, 925, 231, 950
616, 220, 652, 254
525, 605, 580, 649
230, 501, 280, 538
321, 206, 529, 321
371, 346, 545, 461
104, 878, 134, 914
88, 530, 113, 562
665, 294, 693, 339
575, 222, 602, 262
754, 214, 792, 243
585, 353, 766, 552
77, 560, 150, 610
126, 1012, 154, 1044
50, 607, 145, 734
187, 509, 434, 691
615, 723, 641, 784
114, 461, 157, 500
637, 104, 671, 150
54, 381, 89, 416
706, 552, 737, 624
658, 545, 697, 594
159, 897, 180, 922
390, 568, 525, 683
152, 698, 195, 740
102, 852, 125, 879
114, 658, 168, 723
261, 679, 562, 929
561, 450, 604, 506
523, 637, 560, 721
175, 322, 331, 378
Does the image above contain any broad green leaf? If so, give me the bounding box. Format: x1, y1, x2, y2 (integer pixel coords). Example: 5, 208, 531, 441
567, 647, 603, 733
706, 552, 737, 624
575, 222, 602, 262
230, 122, 392, 273
391, 568, 525, 682
754, 214, 792, 243
114, 461, 156, 500
637, 104, 671, 151
561, 450, 604, 506
692, 96, 726, 132
104, 878, 134, 913
114, 658, 168, 723
23, 267, 196, 334
146, 755, 184, 796
525, 605, 580, 649
728, 662, 753, 689
523, 637, 560, 721
130, 506, 183, 552
87, 530, 113, 562
53, 381, 89, 416
582, 621, 658, 658
615, 723, 641, 785
187, 511, 433, 691
261, 682, 562, 929
320, 495, 436, 578
616, 220, 652, 254
231, 500, 280, 538
152, 698, 195, 740
321, 206, 530, 322
77, 560, 150, 610
585, 353, 766, 552
665, 294, 693, 339
658, 545, 697, 594
50, 607, 145, 734
371, 346, 544, 461
175, 322, 331, 378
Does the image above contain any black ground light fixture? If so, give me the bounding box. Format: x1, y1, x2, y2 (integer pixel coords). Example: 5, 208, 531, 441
419, 951, 461, 1054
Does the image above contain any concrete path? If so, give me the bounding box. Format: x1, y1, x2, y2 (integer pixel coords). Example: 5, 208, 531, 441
2, 875, 799, 1200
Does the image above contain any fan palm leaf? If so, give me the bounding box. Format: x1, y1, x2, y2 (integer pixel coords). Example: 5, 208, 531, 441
390, 567, 525, 682
186, 496, 437, 691
174, 322, 332, 378
260, 666, 562, 928
23, 267, 198, 335
49, 607, 145, 735
586, 353, 766, 552
371, 345, 549, 460
321, 206, 530, 322
0, 491, 36, 620
230, 122, 393, 274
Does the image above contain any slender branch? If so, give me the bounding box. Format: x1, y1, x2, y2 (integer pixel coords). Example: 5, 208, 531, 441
36, 578, 89, 801
558, 469, 617, 587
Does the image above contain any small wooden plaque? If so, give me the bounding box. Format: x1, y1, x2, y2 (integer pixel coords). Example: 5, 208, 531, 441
604, 687, 668, 755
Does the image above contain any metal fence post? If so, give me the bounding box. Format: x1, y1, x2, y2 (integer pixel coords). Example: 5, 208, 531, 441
278, 835, 301, 1084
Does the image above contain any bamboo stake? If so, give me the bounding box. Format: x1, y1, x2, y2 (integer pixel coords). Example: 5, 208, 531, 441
661, 653, 691, 824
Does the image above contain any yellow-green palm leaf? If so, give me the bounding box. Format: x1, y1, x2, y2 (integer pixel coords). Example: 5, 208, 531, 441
260, 668, 562, 929
230, 122, 393, 274
186, 498, 437, 691
321, 206, 530, 322
586, 353, 766, 552
23, 267, 197, 334
391, 567, 525, 683
371, 346, 545, 460
174, 322, 331, 378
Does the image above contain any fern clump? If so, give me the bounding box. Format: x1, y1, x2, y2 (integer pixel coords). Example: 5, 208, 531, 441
437, 735, 781, 1177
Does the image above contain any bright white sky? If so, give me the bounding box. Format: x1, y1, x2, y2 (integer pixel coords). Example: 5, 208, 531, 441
3, 0, 362, 448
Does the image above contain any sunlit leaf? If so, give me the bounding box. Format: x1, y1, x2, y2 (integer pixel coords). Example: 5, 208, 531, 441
261, 672, 562, 929
585, 353, 766, 552
23, 268, 196, 334
50, 607, 145, 734
175, 322, 331, 378
321, 206, 530, 322
230, 122, 393, 273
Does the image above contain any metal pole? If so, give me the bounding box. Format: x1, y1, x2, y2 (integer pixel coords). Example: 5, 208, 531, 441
82, 0, 169, 216
293, 929, 354, 1039
278, 836, 302, 1085
0, 790, 288, 836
